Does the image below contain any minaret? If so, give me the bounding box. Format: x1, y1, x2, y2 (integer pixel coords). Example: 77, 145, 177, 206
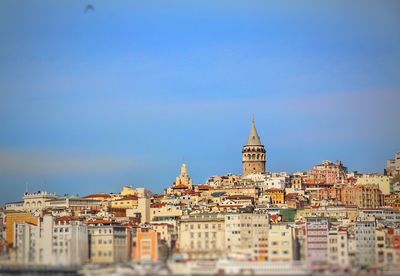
242, 115, 266, 176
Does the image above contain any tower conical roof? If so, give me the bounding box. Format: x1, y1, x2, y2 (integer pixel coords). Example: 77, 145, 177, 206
246, 114, 262, 145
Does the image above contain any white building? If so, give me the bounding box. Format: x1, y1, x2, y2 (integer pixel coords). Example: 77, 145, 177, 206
15, 215, 88, 266
355, 220, 376, 266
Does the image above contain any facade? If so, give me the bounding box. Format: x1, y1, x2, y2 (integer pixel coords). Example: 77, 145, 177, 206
341, 184, 382, 208
225, 212, 269, 261
4, 211, 38, 247
23, 191, 58, 211
88, 223, 128, 264
327, 227, 349, 267
310, 160, 348, 185
268, 223, 296, 262
305, 217, 329, 264
151, 223, 176, 249
134, 227, 158, 262
355, 174, 391, 195
15, 215, 88, 266
355, 220, 376, 266
242, 116, 266, 176
179, 213, 225, 260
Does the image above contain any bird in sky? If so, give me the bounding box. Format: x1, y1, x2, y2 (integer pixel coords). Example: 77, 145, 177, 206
84, 4, 95, 13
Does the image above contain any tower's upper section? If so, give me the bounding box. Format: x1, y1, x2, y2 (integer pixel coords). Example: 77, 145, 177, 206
246, 114, 262, 146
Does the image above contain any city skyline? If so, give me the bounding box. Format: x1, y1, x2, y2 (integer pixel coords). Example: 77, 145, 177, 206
1, 1, 400, 204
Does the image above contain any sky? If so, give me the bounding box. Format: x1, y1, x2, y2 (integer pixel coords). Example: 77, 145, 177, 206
0, 1, 399, 204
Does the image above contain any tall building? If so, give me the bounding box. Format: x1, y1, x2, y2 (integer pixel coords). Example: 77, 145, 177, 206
305, 217, 329, 265
355, 220, 376, 266
225, 212, 269, 261
15, 215, 88, 266
242, 115, 266, 176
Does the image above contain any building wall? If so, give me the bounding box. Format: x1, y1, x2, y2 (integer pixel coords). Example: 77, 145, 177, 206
356, 174, 391, 195
5, 212, 38, 247
88, 225, 127, 264
306, 217, 329, 264
179, 214, 225, 260
135, 228, 158, 262
225, 213, 269, 261
268, 223, 295, 262
15, 215, 89, 266
327, 228, 349, 267
355, 220, 376, 266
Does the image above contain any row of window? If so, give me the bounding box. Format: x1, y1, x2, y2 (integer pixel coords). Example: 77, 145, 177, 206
54, 228, 69, 233
190, 232, 217, 238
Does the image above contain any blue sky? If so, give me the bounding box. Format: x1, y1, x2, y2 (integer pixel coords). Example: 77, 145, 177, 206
0, 1, 399, 204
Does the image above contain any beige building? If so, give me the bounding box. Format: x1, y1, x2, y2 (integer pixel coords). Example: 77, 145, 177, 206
88, 223, 128, 264
242, 115, 266, 176
179, 213, 226, 260
296, 205, 359, 222
355, 174, 391, 195
268, 223, 296, 262
23, 191, 58, 211
327, 227, 350, 267
225, 212, 269, 261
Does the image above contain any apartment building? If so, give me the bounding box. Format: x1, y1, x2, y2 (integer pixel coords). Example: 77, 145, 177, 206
88, 222, 128, 264
268, 223, 296, 262
225, 212, 269, 261
179, 213, 225, 260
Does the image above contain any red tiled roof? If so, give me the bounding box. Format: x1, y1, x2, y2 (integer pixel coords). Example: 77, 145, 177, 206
55, 216, 82, 222
172, 184, 188, 189
150, 203, 165, 208
197, 185, 210, 190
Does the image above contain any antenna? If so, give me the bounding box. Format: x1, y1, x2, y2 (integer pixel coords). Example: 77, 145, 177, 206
25, 182, 29, 194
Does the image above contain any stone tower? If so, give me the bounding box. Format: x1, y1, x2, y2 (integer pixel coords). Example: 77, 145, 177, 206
242, 115, 266, 176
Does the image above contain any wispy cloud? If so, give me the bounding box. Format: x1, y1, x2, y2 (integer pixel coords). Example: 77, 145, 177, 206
0, 149, 135, 175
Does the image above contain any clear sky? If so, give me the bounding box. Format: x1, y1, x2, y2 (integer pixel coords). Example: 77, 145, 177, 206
1, 1, 399, 204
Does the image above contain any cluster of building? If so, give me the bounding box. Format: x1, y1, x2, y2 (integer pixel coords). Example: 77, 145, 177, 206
0, 117, 399, 274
